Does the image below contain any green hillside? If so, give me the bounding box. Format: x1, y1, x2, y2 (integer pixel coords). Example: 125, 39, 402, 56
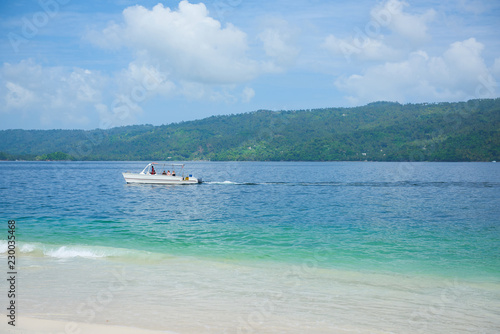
1, 99, 499, 161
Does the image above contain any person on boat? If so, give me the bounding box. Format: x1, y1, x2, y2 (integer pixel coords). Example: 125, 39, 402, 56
151, 165, 156, 175
166, 170, 171, 176
162, 170, 167, 175
172, 170, 176, 176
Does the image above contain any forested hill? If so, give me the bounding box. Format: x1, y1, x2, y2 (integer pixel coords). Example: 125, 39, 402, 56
1, 99, 499, 161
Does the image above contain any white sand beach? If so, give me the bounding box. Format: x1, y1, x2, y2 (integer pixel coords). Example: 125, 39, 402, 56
0, 315, 389, 334
0, 315, 178, 334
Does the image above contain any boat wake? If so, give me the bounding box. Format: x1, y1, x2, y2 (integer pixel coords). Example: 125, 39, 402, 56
203, 180, 279, 185
203, 180, 499, 188
204, 180, 239, 185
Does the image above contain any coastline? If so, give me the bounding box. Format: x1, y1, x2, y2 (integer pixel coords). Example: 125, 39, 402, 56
0, 315, 392, 334
0, 315, 177, 334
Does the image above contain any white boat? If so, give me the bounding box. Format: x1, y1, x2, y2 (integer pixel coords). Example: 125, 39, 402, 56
122, 163, 202, 184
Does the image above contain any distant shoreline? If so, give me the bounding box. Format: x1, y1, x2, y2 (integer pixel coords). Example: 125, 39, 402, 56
1, 99, 499, 162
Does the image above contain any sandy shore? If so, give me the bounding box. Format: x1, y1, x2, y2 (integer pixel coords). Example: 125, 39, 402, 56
0, 315, 178, 334
0, 314, 371, 334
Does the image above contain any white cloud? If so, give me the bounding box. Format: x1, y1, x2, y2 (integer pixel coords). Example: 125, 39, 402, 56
0, 59, 104, 127
116, 62, 176, 101
96, 62, 178, 128
4, 81, 35, 109
87, 1, 260, 85
434, 38, 488, 88
175, 81, 242, 104
0, 54, 253, 129
258, 18, 300, 69
371, 0, 436, 44
322, 0, 434, 63
322, 34, 401, 62
86, 22, 123, 50
242, 87, 255, 103
335, 38, 495, 104
81, 0, 275, 124
323, 1, 496, 104
94, 96, 142, 128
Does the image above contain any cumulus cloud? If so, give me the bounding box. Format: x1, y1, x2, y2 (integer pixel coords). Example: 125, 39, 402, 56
433, 38, 488, 88
370, 0, 435, 44
322, 0, 434, 63
87, 1, 260, 85
335, 38, 496, 104
0, 60, 173, 128
93, 62, 178, 128
116, 62, 176, 101
0, 59, 104, 127
322, 0, 497, 105
81, 0, 277, 124
2, 2, 269, 128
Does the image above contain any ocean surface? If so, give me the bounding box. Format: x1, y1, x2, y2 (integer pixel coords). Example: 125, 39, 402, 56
1, 161, 499, 333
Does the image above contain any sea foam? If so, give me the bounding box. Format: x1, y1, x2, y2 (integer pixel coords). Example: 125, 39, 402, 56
0, 240, 169, 263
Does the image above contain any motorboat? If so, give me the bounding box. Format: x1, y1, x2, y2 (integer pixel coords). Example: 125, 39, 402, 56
123, 163, 202, 184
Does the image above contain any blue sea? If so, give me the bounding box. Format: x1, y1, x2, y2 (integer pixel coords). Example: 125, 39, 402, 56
1, 161, 499, 333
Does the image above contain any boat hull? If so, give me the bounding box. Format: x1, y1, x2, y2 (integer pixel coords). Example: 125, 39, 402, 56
122, 172, 201, 185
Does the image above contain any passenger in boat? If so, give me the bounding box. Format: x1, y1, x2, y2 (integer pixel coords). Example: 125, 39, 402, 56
166, 170, 171, 176
162, 170, 167, 175
172, 170, 176, 176
151, 166, 156, 175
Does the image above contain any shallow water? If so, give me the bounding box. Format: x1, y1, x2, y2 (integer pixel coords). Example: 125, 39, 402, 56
1, 161, 499, 333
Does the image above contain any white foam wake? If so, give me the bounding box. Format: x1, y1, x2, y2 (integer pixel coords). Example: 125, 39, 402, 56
204, 180, 238, 185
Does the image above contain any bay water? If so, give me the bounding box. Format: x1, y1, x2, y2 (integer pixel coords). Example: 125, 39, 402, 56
1, 161, 499, 333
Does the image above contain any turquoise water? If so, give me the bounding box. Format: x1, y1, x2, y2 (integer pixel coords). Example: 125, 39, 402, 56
1, 161, 499, 333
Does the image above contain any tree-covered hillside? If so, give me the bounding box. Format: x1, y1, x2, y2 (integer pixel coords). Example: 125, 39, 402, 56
1, 99, 499, 161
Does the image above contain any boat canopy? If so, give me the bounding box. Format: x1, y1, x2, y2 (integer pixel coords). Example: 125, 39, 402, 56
140, 163, 186, 175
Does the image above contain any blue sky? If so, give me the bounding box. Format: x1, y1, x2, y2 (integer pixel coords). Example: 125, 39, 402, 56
0, 0, 499, 129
